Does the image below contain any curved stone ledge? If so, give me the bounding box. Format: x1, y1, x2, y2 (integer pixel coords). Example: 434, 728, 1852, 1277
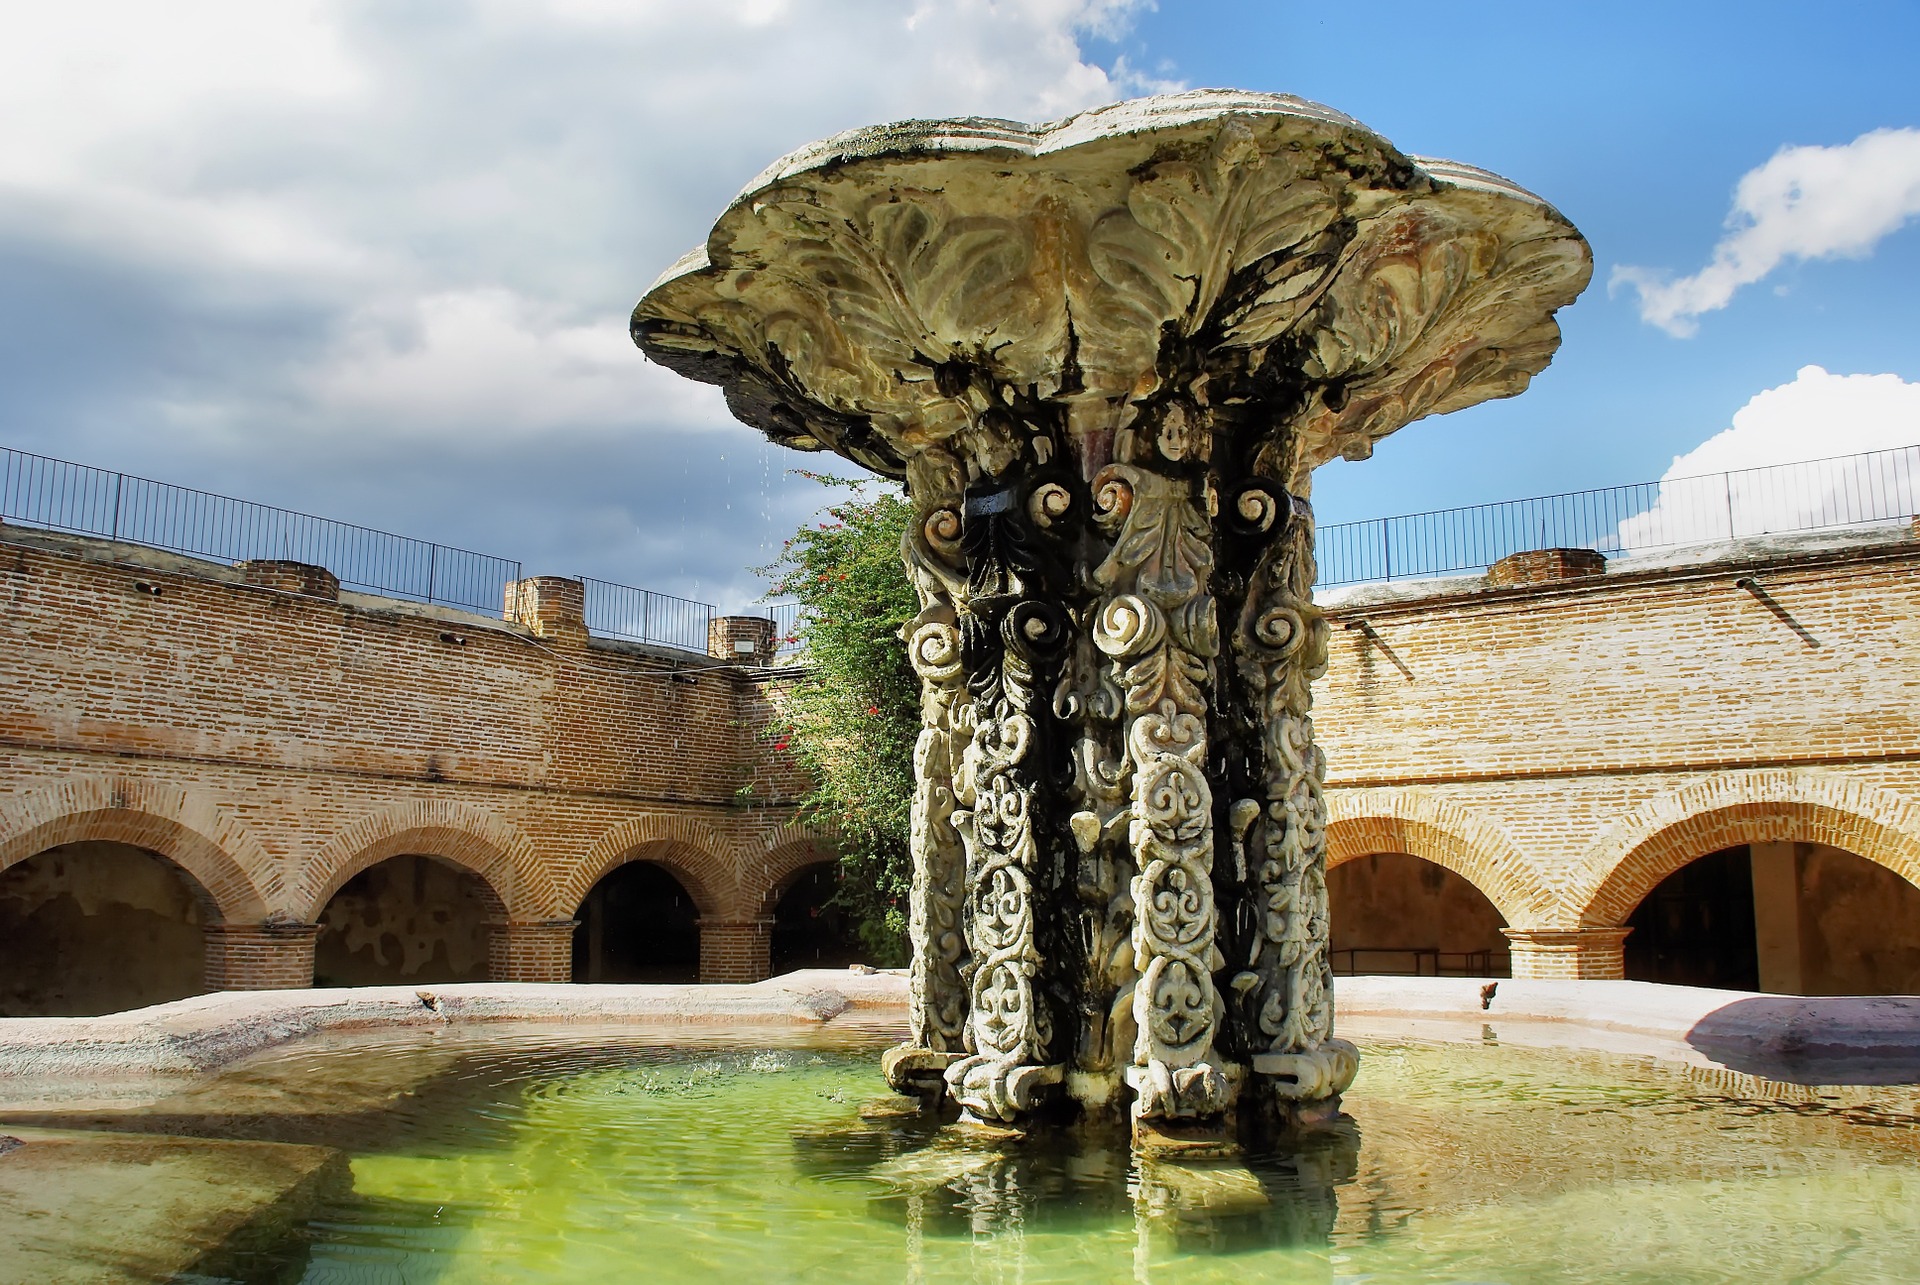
1339, 977, 1920, 1087
2, 972, 1913, 1093
0, 970, 909, 1084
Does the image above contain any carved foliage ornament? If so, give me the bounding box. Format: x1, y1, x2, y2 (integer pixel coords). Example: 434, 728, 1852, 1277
635, 90, 1590, 484
636, 91, 1589, 1127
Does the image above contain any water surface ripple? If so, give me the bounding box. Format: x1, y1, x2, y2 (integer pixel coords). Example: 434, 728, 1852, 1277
22, 1026, 1913, 1283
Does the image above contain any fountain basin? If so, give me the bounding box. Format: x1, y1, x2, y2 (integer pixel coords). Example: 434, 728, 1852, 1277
1, 975, 1916, 1282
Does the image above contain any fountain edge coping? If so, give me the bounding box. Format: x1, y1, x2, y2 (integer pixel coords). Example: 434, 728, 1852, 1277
0, 972, 1914, 1086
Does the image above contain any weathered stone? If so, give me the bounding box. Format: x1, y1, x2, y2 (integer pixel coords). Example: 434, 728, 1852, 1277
633, 89, 1595, 1135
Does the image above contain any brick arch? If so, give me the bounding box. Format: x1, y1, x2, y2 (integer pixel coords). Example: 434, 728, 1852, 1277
0, 777, 276, 922
299, 801, 551, 921
1572, 770, 1920, 927
743, 823, 840, 916
563, 814, 732, 919
1325, 791, 1556, 926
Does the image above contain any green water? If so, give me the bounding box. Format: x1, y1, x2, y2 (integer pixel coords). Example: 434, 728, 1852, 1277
19, 1026, 1920, 1283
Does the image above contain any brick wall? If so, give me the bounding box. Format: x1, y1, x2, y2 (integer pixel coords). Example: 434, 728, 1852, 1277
0, 526, 828, 989
1314, 528, 1920, 978
11, 517, 1920, 995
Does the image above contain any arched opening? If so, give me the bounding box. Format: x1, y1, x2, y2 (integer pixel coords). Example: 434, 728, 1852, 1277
1623, 845, 1756, 989
1326, 852, 1510, 977
571, 860, 700, 983
314, 854, 498, 986
0, 842, 209, 1016
1624, 843, 1920, 994
769, 863, 866, 974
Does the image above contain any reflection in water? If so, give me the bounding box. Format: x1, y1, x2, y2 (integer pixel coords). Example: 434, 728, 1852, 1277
796, 1108, 1361, 1282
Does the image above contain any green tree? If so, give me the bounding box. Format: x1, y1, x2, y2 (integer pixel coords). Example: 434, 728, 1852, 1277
761, 473, 919, 963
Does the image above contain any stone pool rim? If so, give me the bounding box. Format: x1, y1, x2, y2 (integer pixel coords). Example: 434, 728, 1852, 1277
1, 971, 1915, 1091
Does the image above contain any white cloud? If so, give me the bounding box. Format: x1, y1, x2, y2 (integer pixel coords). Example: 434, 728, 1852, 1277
1613, 365, 1920, 549
293, 289, 724, 436
0, 0, 1170, 604
1611, 127, 1920, 337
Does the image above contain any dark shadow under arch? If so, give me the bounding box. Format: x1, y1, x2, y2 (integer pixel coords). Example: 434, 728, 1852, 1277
314, 853, 503, 986
769, 862, 867, 974
1623, 843, 1920, 995
0, 841, 210, 1016
571, 860, 700, 983
1326, 851, 1511, 977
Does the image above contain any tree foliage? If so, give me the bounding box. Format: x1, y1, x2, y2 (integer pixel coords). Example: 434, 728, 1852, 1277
761, 473, 919, 963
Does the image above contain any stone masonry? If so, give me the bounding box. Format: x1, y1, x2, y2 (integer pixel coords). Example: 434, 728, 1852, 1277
1315, 527, 1920, 979
0, 524, 823, 991
8, 517, 1920, 1001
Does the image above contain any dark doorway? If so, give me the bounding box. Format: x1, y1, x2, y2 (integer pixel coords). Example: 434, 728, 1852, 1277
314, 855, 496, 986
770, 864, 867, 974
1624, 846, 1759, 990
0, 842, 207, 1016
572, 861, 700, 982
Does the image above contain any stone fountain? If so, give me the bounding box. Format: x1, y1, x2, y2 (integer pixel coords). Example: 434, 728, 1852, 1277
635, 90, 1590, 1141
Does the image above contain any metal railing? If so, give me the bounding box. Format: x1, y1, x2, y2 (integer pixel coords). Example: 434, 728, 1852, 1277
767, 600, 806, 657
1329, 947, 1511, 978
1, 445, 521, 614
1316, 443, 1920, 587
576, 582, 801, 657
20, 437, 1914, 651
580, 577, 718, 653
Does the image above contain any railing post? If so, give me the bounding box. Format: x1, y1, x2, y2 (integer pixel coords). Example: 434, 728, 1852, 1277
1382, 521, 1392, 581
109, 471, 124, 543
1723, 470, 1735, 540
426, 543, 439, 604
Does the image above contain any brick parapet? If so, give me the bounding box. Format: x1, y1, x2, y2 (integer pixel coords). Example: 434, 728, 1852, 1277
0, 533, 777, 804
708, 615, 776, 665
236, 560, 341, 600
1316, 541, 1920, 790
504, 576, 587, 644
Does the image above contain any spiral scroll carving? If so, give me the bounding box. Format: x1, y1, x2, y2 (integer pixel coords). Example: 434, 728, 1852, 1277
1091, 462, 1231, 1121
1230, 492, 1359, 1105
637, 89, 1588, 1134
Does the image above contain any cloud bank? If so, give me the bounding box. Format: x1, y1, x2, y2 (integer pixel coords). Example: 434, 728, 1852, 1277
1615, 365, 1920, 549
1612, 127, 1920, 337
0, 0, 1166, 609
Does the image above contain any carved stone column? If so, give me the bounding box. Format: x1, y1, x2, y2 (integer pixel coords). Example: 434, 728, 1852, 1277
635, 90, 1590, 1134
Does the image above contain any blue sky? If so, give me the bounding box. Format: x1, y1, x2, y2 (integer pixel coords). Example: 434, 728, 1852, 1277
0, 1, 1915, 608
1112, 0, 1920, 520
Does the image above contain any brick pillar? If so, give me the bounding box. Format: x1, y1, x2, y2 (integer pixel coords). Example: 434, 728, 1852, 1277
488, 920, 578, 982
707, 615, 776, 665
236, 560, 341, 600
699, 917, 774, 983
1503, 928, 1631, 979
505, 576, 588, 643
204, 921, 319, 991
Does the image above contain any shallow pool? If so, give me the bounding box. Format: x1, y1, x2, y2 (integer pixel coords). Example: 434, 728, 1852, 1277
7, 1024, 1918, 1283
